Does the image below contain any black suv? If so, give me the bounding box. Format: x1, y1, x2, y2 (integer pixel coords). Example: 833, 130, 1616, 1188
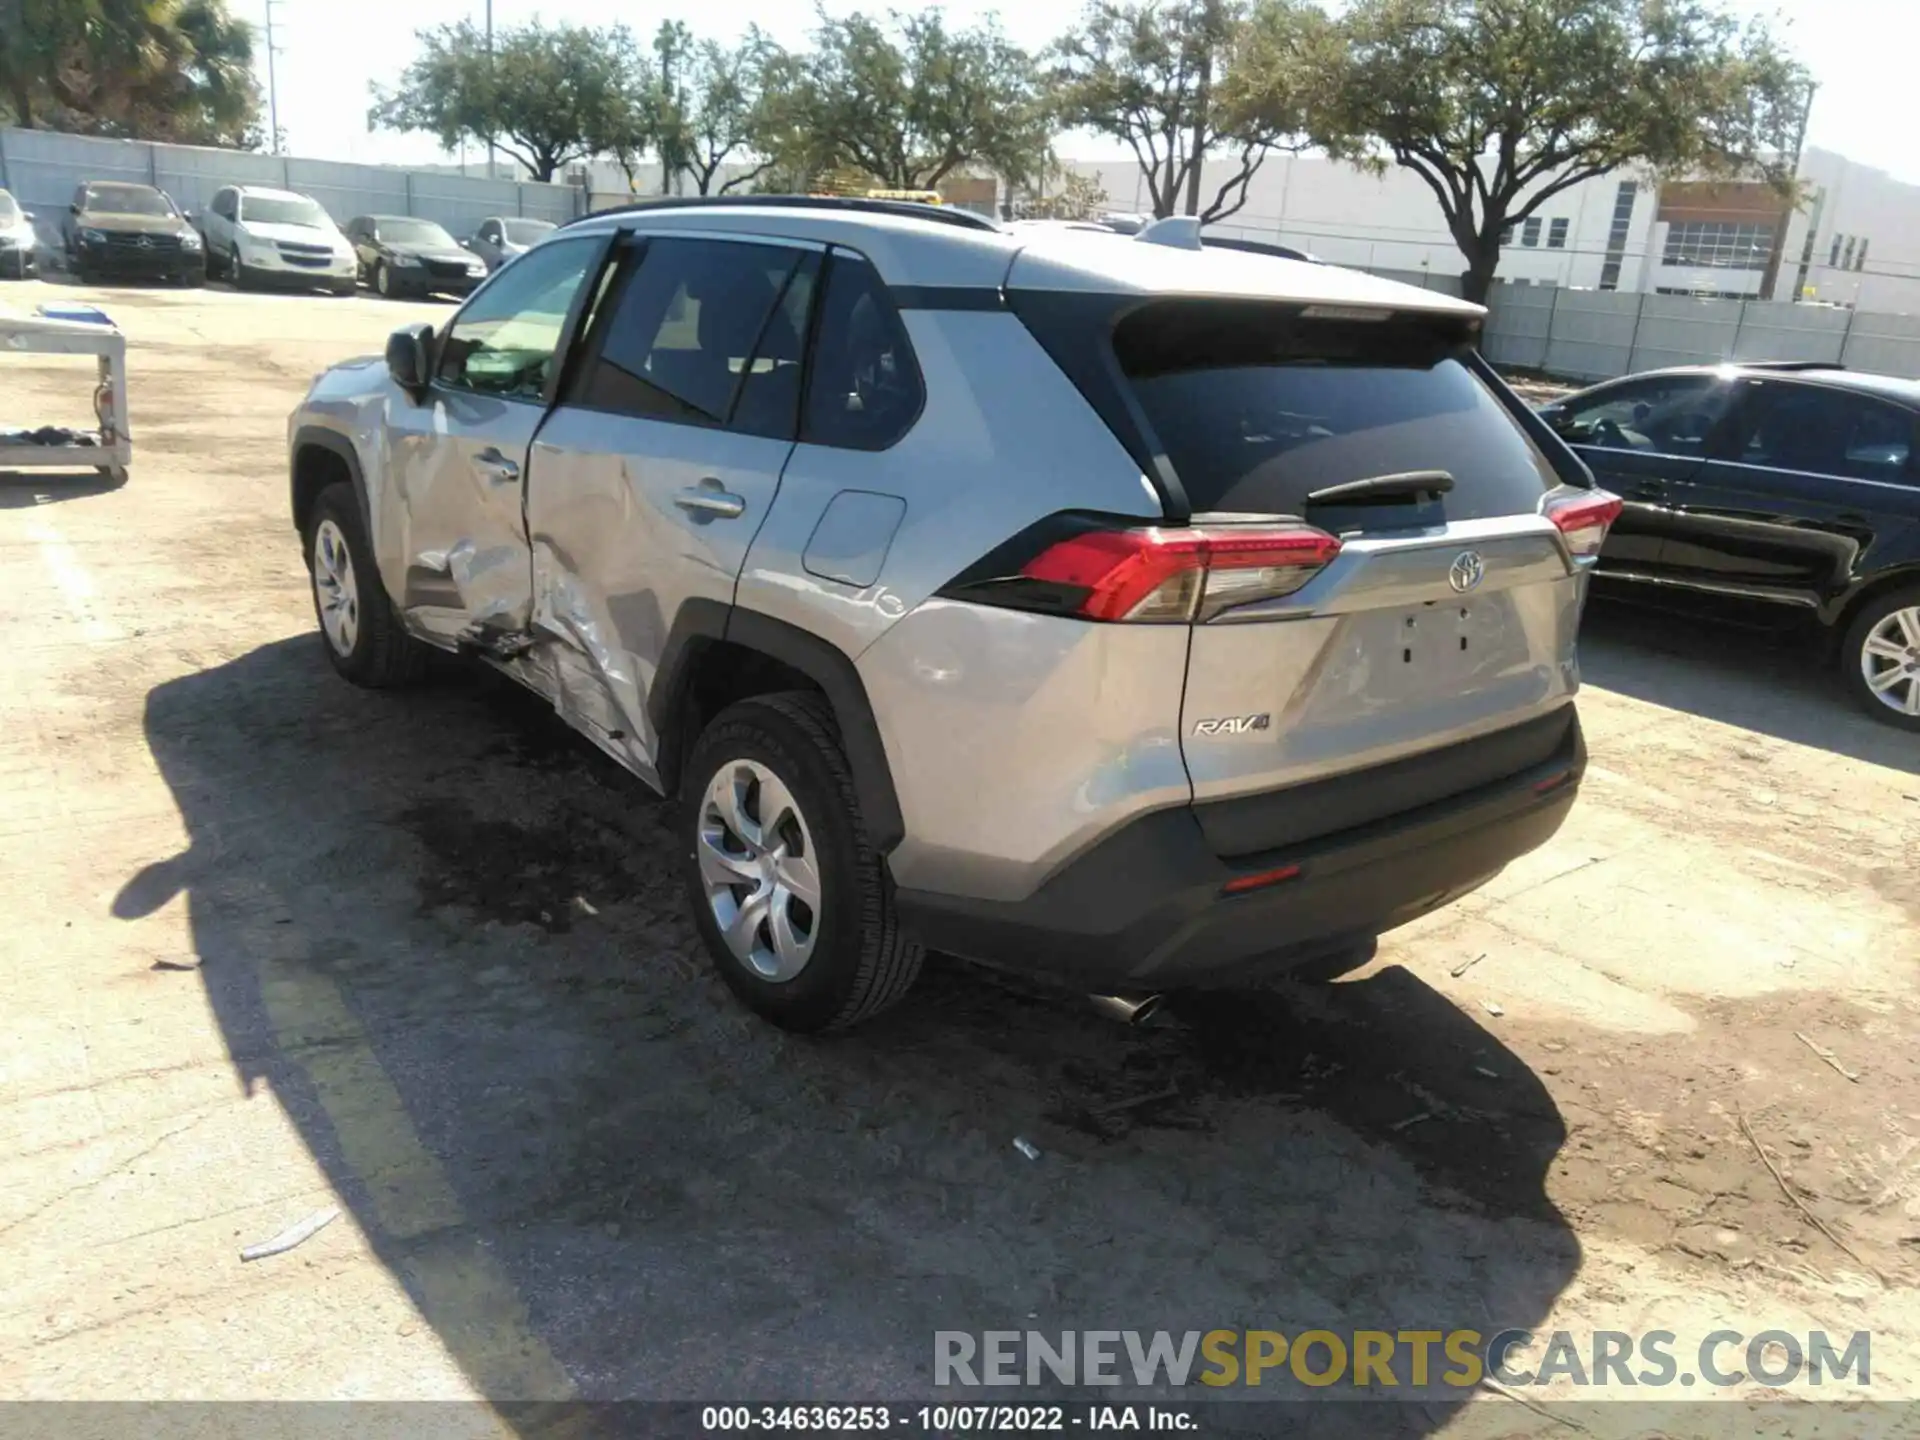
63, 181, 206, 284
1541, 362, 1920, 728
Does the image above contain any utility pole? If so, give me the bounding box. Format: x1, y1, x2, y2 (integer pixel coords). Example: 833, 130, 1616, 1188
485, 0, 496, 181
263, 0, 284, 154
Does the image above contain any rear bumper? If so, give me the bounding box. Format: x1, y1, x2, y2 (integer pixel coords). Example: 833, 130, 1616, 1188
896, 706, 1585, 988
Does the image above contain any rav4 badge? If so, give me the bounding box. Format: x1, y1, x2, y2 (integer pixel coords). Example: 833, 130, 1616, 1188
1193, 714, 1272, 736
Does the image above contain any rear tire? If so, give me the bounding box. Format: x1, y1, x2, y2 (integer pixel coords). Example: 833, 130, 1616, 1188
302, 482, 427, 689
1841, 586, 1920, 730
681, 692, 923, 1032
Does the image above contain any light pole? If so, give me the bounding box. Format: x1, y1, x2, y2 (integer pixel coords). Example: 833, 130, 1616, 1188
485, 0, 496, 181
263, 0, 284, 154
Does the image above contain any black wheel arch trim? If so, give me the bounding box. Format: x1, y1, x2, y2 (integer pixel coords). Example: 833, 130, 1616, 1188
290, 424, 373, 539
649, 599, 906, 854
1827, 562, 1920, 633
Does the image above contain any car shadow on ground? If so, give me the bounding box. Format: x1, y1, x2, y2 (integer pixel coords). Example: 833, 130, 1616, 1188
1580, 595, 1918, 774
0, 469, 125, 507
115, 636, 1577, 1428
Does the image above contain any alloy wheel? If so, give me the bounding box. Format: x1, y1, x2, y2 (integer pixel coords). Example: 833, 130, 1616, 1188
1860, 605, 1920, 718
312, 518, 360, 658
697, 758, 822, 982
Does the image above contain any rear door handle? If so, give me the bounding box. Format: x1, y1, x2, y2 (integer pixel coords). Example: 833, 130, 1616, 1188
674, 483, 746, 520
473, 447, 520, 486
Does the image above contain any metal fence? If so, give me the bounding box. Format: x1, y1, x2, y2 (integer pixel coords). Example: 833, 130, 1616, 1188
1479, 284, 1920, 383
0, 128, 584, 249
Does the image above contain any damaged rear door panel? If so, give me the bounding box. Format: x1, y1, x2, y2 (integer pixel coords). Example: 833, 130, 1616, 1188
383, 234, 608, 650
520, 234, 820, 780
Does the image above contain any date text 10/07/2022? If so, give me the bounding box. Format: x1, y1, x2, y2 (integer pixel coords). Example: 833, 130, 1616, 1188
700, 1405, 1199, 1432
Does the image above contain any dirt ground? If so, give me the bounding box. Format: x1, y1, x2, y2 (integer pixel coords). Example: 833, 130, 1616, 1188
2, 278, 1918, 1435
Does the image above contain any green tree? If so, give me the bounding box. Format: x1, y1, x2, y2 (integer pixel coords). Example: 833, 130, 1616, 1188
370, 20, 638, 182
0, 0, 260, 144
1013, 168, 1112, 221
1305, 0, 1811, 302
792, 8, 1052, 191
653, 30, 790, 195
1050, 0, 1332, 222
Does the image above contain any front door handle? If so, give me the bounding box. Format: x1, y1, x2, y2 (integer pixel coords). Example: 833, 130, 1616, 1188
674, 483, 746, 520
474, 447, 520, 486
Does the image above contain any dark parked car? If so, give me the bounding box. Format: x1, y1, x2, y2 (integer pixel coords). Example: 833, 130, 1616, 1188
464, 215, 556, 272
344, 215, 487, 299
1541, 361, 1920, 728
62, 181, 206, 284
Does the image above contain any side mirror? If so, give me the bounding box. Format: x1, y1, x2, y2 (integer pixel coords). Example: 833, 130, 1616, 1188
22, 211, 33, 223
69, 202, 80, 215
1538, 403, 1568, 429
386, 323, 435, 398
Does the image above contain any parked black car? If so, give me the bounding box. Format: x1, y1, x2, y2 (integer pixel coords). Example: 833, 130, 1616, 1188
344, 215, 487, 299
1541, 361, 1920, 729
62, 181, 206, 284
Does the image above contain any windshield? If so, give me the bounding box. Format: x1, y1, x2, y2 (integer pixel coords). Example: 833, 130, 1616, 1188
502, 219, 554, 245
241, 195, 331, 229
84, 185, 176, 217
376, 218, 456, 248
1113, 300, 1557, 523
0, 193, 19, 224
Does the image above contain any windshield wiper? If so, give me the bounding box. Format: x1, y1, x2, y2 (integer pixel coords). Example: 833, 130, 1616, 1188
1305, 470, 1454, 506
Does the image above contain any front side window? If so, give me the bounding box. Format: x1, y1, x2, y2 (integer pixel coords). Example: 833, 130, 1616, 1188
1548, 375, 1737, 458
1735, 384, 1915, 482
801, 253, 924, 451
434, 237, 600, 400
572, 237, 809, 431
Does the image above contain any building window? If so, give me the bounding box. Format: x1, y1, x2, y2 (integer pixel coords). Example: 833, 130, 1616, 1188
1547, 218, 1569, 249
1855, 238, 1869, 273
1500, 223, 1516, 246
1521, 216, 1542, 248
1598, 181, 1639, 291
1661, 221, 1775, 270
1829, 234, 1843, 267
1841, 236, 1857, 271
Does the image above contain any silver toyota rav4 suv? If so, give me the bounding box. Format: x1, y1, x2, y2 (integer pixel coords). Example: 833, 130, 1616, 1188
287, 197, 1620, 1032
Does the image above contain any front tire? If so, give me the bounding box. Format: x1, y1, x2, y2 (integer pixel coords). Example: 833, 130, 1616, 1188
682, 692, 923, 1032
302, 483, 427, 688
1842, 587, 1920, 729
375, 261, 393, 298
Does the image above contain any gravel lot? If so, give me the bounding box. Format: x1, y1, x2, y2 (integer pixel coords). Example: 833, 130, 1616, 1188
2, 279, 1917, 1432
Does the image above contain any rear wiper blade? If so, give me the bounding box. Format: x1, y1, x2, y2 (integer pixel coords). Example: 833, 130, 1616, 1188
1305, 470, 1454, 506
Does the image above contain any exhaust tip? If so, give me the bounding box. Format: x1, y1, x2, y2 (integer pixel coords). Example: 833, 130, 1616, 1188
1089, 991, 1165, 1026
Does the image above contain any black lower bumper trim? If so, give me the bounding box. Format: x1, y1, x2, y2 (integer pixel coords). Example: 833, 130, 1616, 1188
897, 707, 1585, 987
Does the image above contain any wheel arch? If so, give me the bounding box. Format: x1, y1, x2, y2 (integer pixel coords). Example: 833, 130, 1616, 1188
1826, 564, 1920, 650
651, 599, 906, 854
290, 425, 372, 541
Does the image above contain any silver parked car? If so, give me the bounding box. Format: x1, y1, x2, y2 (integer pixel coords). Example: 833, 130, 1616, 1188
465, 215, 557, 272
286, 197, 1619, 1032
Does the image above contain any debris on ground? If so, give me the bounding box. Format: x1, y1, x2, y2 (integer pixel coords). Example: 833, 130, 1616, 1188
1450, 952, 1487, 978
240, 1206, 340, 1263
1012, 1137, 1041, 1161
1480, 999, 1505, 1017
1736, 1112, 1883, 1284
1088, 1083, 1180, 1116
1794, 1030, 1861, 1083
151, 956, 201, 971
1390, 1111, 1434, 1132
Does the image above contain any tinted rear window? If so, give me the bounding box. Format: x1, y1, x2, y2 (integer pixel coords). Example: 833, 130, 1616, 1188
1114, 300, 1557, 521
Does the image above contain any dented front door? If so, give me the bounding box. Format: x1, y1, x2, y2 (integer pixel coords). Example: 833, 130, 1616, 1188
385, 235, 606, 649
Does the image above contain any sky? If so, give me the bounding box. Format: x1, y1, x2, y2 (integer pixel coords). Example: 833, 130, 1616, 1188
259, 0, 1920, 184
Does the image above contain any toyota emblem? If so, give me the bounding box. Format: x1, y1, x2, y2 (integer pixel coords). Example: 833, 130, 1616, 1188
1448, 550, 1485, 594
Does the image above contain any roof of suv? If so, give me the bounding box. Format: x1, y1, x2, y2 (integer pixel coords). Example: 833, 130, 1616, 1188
231, 185, 311, 201
563, 197, 1484, 317
1615, 362, 1920, 409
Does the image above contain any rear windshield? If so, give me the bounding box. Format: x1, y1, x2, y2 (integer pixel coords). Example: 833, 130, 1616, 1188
84, 185, 175, 217
502, 219, 554, 244
1113, 300, 1558, 521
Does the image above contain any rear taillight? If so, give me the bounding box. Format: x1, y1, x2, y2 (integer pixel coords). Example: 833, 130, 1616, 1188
1544, 489, 1623, 559
1019, 524, 1343, 623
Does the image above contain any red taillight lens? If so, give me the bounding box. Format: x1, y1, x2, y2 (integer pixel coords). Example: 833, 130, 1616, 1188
1020, 525, 1342, 623
1544, 489, 1623, 559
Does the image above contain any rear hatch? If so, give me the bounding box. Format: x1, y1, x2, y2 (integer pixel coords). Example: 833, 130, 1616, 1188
1005, 280, 1606, 856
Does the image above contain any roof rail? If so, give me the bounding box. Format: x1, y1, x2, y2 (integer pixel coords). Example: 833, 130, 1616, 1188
1200, 234, 1320, 264
1732, 360, 1847, 372
561, 194, 1003, 234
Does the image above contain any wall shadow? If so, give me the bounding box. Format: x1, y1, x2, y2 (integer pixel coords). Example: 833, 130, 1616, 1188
1581, 594, 1918, 774
118, 636, 1578, 1428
